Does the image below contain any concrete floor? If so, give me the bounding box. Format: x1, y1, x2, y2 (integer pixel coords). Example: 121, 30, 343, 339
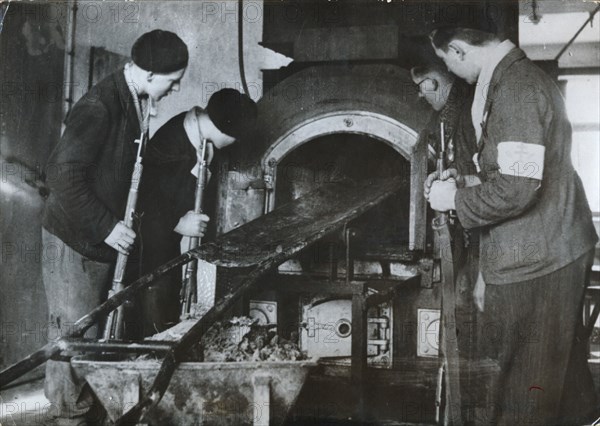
0, 377, 50, 426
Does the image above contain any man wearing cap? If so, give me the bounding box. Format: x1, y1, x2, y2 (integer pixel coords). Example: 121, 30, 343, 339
41, 30, 188, 424
425, 26, 598, 425
135, 88, 257, 336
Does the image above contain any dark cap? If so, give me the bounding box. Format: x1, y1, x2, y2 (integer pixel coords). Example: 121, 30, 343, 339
131, 30, 189, 73
206, 89, 258, 140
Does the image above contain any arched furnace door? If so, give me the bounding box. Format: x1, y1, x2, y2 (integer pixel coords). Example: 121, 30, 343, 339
218, 64, 431, 252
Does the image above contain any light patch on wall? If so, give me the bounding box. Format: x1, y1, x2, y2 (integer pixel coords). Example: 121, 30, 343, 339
561, 74, 600, 213
520, 12, 599, 46
257, 44, 293, 70
519, 11, 600, 67
70, 1, 271, 133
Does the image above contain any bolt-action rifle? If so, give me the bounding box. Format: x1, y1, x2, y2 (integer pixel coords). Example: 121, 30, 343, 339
102, 131, 146, 341
180, 138, 209, 317
433, 122, 463, 425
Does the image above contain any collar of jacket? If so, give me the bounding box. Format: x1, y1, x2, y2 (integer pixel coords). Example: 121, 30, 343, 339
184, 106, 213, 178
113, 68, 142, 135
482, 48, 527, 125
183, 106, 204, 151
440, 79, 472, 140
112, 69, 145, 157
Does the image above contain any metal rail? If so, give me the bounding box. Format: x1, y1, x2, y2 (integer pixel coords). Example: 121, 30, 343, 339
555, 5, 600, 61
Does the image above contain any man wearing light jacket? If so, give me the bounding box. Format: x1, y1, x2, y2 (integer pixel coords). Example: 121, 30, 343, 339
425, 26, 598, 425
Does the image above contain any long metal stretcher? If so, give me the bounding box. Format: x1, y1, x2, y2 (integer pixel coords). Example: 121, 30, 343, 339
0, 177, 407, 424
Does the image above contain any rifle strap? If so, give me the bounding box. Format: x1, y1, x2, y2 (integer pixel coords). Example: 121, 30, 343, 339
434, 216, 463, 426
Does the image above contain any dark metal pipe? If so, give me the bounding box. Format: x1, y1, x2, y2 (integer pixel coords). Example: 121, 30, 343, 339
0, 251, 194, 389
62, 338, 174, 354
555, 5, 600, 61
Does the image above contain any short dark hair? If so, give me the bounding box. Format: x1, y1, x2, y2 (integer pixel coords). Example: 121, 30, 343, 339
429, 27, 498, 52
410, 64, 450, 81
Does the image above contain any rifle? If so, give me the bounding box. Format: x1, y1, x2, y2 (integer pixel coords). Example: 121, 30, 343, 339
433, 121, 463, 425
103, 131, 146, 341
180, 138, 209, 317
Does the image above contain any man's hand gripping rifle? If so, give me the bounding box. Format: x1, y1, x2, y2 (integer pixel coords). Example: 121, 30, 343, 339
180, 138, 209, 317
102, 131, 146, 341
432, 121, 463, 425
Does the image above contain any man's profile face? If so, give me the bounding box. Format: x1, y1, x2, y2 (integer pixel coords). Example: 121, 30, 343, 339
412, 73, 447, 111
434, 45, 478, 84
146, 68, 186, 100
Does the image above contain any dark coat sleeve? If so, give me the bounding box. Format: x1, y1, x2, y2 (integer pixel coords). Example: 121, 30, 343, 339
45, 100, 118, 244
143, 114, 196, 231
455, 75, 550, 229
138, 114, 198, 273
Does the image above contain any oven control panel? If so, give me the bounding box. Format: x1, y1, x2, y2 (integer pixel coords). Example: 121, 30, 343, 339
300, 297, 393, 368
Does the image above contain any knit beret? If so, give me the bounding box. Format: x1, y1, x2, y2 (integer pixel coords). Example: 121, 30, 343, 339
206, 89, 258, 140
131, 30, 189, 74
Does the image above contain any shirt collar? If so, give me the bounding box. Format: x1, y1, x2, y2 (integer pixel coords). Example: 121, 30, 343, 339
123, 63, 156, 133
183, 106, 203, 151
477, 39, 516, 94
472, 40, 516, 142
184, 106, 213, 178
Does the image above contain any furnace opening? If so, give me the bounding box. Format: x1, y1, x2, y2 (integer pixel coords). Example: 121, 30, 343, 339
274, 133, 412, 275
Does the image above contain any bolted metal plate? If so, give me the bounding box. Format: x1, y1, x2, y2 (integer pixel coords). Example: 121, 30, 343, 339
417, 308, 440, 358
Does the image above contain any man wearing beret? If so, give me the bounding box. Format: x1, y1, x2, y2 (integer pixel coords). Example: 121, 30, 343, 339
135, 88, 257, 336
41, 30, 188, 424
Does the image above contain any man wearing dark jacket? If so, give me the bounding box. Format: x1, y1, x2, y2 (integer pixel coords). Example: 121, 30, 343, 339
411, 63, 481, 364
411, 64, 477, 177
136, 89, 257, 337
425, 26, 598, 425
41, 30, 188, 424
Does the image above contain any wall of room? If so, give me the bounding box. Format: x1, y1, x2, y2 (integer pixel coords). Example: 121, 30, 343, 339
69, 0, 288, 133
1, 1, 66, 374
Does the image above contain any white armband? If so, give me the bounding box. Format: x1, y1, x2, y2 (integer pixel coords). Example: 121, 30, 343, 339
497, 141, 545, 180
